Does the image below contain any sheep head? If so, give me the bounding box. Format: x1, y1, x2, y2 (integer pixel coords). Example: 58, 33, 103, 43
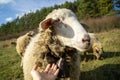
93, 42, 103, 59
26, 31, 35, 37
39, 8, 91, 52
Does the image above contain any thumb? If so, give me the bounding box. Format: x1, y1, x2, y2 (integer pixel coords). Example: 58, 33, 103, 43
31, 65, 41, 80
31, 70, 40, 80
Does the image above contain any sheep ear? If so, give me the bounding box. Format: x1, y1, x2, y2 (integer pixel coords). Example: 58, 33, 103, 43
40, 18, 53, 30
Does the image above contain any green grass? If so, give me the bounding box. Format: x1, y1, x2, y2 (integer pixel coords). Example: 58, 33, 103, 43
0, 40, 23, 80
80, 29, 120, 80
0, 29, 120, 80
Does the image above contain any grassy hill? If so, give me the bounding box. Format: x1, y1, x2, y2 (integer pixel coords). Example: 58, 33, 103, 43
0, 29, 120, 80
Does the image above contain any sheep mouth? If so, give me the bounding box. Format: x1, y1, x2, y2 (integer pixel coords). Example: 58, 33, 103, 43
80, 45, 91, 50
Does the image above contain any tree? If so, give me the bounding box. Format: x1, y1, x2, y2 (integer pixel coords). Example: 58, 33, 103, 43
77, 0, 99, 19
0, 0, 117, 38
97, 0, 113, 16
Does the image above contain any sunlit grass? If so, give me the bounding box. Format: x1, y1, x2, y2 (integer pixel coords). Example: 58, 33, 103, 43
80, 29, 120, 80
0, 41, 23, 80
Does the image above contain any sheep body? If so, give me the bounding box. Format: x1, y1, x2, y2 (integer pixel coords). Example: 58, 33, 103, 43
16, 31, 34, 66
23, 8, 90, 80
23, 33, 43, 80
16, 31, 34, 56
23, 28, 80, 80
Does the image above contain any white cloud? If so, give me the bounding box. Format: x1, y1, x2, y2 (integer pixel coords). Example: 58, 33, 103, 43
0, 0, 14, 4
15, 13, 24, 18
5, 17, 13, 22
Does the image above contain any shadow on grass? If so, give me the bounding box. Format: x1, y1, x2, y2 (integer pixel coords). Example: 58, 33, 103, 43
102, 52, 120, 59
80, 64, 120, 80
80, 52, 120, 62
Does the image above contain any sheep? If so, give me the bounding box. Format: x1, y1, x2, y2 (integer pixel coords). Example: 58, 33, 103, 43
16, 31, 34, 66
11, 41, 16, 46
2, 44, 9, 48
83, 33, 103, 61
23, 8, 91, 80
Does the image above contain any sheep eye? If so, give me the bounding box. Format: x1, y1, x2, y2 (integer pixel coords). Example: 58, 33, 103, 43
54, 19, 60, 22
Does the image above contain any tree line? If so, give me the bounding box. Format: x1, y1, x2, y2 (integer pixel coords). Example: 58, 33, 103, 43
0, 0, 120, 39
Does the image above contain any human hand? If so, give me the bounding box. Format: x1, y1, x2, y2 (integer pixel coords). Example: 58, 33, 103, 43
31, 64, 59, 80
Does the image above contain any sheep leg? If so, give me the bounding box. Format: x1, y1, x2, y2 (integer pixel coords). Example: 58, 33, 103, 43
83, 52, 87, 62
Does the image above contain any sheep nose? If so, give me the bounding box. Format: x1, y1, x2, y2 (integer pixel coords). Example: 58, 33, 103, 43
82, 38, 90, 43
82, 38, 90, 47
82, 34, 90, 44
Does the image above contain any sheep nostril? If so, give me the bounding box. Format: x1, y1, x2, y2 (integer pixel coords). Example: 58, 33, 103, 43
88, 42, 90, 46
82, 38, 90, 43
87, 38, 90, 42
82, 39, 86, 43
82, 39, 90, 46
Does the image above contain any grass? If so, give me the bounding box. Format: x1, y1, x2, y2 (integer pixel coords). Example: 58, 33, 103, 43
0, 29, 120, 80
0, 39, 23, 80
80, 29, 120, 80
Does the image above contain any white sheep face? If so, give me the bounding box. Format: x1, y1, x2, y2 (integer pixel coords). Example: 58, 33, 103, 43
40, 8, 90, 51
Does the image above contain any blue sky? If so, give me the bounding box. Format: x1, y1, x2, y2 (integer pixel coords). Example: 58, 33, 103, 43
0, 0, 74, 26
113, 0, 120, 10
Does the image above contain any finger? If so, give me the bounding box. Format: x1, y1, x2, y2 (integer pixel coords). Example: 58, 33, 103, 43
48, 64, 55, 74
31, 70, 40, 80
44, 64, 51, 73
51, 64, 55, 70
53, 64, 57, 72
32, 64, 38, 70
54, 69, 59, 76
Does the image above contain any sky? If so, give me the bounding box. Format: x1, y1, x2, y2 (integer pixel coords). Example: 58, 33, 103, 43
0, 0, 74, 26
113, 0, 120, 10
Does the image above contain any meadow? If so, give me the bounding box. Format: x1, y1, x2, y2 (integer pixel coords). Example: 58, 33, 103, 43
0, 39, 23, 80
80, 29, 120, 80
0, 17, 120, 80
